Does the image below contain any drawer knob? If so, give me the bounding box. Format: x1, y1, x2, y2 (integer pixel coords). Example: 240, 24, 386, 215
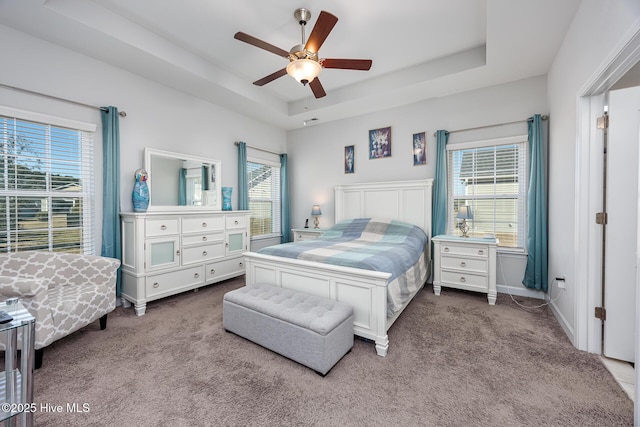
210, 269, 216, 275
153, 282, 159, 288
160, 225, 167, 230
176, 250, 180, 256
478, 249, 484, 255
194, 273, 200, 278
460, 262, 466, 267
239, 262, 243, 267
460, 276, 467, 283
202, 251, 208, 256
202, 236, 207, 241
202, 222, 207, 227
443, 247, 450, 252
234, 220, 239, 225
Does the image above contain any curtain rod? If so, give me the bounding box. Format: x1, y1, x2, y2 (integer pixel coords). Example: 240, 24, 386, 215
0, 82, 127, 117
433, 115, 548, 137
234, 141, 281, 156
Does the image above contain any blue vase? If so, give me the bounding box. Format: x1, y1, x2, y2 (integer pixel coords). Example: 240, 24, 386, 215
132, 181, 149, 212
222, 187, 232, 211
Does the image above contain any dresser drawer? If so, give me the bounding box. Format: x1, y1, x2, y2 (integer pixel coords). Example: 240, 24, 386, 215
225, 215, 247, 229
441, 243, 488, 258
146, 218, 179, 237
441, 255, 488, 273
182, 216, 225, 234
146, 266, 204, 298
205, 257, 245, 282
182, 242, 225, 265
182, 231, 224, 246
441, 270, 488, 292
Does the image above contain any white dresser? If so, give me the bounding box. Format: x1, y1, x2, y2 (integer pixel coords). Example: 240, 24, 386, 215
432, 235, 498, 305
120, 210, 250, 315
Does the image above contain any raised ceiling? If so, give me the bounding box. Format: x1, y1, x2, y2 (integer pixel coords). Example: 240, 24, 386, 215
0, 0, 581, 129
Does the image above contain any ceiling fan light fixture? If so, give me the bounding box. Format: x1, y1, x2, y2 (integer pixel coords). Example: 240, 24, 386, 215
286, 58, 322, 85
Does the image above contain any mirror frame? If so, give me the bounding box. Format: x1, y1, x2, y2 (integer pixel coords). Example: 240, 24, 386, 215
144, 147, 222, 211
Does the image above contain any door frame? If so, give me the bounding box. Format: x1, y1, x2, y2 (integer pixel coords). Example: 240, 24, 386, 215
575, 23, 640, 422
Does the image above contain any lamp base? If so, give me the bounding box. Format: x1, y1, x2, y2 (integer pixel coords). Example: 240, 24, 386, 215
313, 216, 320, 229
459, 219, 470, 238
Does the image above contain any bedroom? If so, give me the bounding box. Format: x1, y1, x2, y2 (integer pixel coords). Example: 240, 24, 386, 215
0, 0, 639, 425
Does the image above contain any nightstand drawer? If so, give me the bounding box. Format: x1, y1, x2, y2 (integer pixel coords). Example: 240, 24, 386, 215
441, 244, 488, 258
441, 270, 488, 291
441, 256, 487, 273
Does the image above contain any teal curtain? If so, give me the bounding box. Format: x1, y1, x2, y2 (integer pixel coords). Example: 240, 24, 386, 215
522, 114, 548, 291
432, 130, 449, 238
280, 153, 290, 243
100, 106, 122, 296
237, 142, 249, 210
178, 168, 187, 205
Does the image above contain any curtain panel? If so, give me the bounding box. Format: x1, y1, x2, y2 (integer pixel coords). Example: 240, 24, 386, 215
100, 106, 122, 296
280, 153, 290, 243
237, 142, 249, 211
522, 114, 548, 292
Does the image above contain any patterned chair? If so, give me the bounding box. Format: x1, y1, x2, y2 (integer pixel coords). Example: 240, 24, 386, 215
0, 251, 120, 368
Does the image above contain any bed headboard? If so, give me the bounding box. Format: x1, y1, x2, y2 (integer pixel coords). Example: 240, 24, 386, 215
334, 179, 434, 237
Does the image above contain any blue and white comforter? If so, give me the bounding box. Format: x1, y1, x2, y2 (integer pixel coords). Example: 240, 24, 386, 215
258, 218, 429, 316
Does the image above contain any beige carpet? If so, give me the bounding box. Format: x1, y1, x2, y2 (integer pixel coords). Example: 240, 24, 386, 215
32, 277, 633, 426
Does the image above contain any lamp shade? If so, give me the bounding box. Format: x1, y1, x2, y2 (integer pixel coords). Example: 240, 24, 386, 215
287, 59, 322, 85
456, 205, 473, 220
311, 204, 322, 216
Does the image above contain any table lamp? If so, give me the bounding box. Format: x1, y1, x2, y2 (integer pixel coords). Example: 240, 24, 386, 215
311, 204, 322, 229
456, 205, 473, 238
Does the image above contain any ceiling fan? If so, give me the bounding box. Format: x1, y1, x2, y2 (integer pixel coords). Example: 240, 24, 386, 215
234, 8, 373, 99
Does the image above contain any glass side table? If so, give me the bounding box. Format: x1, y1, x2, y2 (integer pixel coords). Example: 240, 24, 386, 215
0, 298, 35, 427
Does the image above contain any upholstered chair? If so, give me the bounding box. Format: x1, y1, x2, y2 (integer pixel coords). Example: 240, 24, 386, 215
0, 251, 120, 368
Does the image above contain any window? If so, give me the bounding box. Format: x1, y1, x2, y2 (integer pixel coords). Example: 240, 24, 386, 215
247, 160, 281, 238
447, 136, 528, 249
0, 110, 95, 254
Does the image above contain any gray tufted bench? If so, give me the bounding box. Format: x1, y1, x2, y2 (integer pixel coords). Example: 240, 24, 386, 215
223, 284, 354, 376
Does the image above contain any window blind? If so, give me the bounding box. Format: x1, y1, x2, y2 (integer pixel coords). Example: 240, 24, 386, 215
447, 137, 527, 249
0, 115, 95, 254
247, 161, 281, 237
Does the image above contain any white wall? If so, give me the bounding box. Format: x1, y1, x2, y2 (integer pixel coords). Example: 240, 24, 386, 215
287, 75, 548, 293
547, 0, 640, 348
0, 24, 286, 254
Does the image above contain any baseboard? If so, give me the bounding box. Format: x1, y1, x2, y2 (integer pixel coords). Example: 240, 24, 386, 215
497, 284, 546, 300
549, 298, 576, 346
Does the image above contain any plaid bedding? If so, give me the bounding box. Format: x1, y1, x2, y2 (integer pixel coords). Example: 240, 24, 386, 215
258, 218, 429, 316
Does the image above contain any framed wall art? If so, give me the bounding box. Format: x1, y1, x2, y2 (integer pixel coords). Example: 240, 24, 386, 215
369, 126, 391, 159
344, 145, 355, 174
413, 132, 426, 166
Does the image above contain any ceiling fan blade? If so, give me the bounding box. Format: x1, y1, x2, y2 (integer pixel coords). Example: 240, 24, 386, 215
309, 78, 326, 98
234, 32, 290, 58
253, 68, 288, 86
304, 11, 338, 54
322, 58, 373, 71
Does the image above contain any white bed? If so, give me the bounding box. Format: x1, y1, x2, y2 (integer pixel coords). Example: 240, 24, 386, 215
243, 179, 433, 356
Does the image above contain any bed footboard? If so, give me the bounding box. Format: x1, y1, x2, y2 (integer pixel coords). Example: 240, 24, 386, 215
244, 252, 392, 356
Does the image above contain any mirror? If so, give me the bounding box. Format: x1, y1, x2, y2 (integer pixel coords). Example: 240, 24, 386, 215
144, 148, 222, 211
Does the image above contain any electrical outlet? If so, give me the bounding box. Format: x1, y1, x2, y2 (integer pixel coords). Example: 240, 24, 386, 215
556, 277, 566, 289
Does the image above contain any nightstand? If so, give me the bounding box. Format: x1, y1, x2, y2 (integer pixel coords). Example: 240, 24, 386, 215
292, 228, 326, 242
432, 235, 498, 305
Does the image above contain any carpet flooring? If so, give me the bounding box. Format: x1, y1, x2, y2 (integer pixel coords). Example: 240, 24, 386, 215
31, 277, 633, 426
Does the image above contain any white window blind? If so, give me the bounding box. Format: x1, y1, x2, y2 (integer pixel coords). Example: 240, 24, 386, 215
247, 160, 281, 238
0, 114, 95, 254
447, 136, 528, 249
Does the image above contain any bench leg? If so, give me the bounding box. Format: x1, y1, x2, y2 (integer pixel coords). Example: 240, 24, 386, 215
35, 348, 43, 370
99, 314, 108, 330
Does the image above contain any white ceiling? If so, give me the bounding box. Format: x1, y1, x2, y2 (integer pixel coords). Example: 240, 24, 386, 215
0, 0, 581, 130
